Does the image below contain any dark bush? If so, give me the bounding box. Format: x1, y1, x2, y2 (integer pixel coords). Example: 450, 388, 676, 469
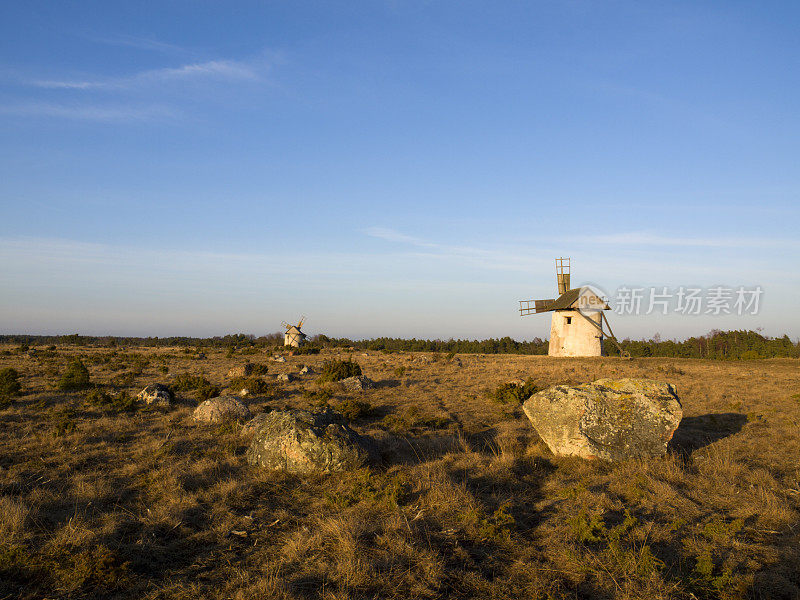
85, 387, 137, 413
318, 359, 362, 383
229, 376, 270, 395
334, 398, 374, 420
58, 359, 91, 391
0, 367, 21, 407
290, 344, 321, 355
487, 378, 537, 404
173, 372, 220, 401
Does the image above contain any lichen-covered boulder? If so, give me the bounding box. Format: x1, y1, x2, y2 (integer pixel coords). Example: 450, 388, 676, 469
193, 395, 251, 424
339, 375, 375, 392
246, 409, 375, 473
522, 378, 682, 461
136, 384, 174, 406
227, 363, 253, 378
241, 412, 271, 437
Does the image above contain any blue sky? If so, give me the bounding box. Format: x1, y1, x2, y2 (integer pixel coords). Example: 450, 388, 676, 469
1, 1, 798, 340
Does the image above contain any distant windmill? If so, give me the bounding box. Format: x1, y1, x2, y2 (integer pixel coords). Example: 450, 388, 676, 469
519, 258, 628, 357
282, 316, 307, 348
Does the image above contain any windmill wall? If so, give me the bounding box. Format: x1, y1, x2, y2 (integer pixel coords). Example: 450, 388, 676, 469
284, 327, 306, 348
548, 310, 604, 357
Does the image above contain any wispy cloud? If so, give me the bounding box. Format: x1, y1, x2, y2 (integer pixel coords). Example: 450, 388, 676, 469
364, 227, 437, 247
365, 227, 553, 272
88, 34, 187, 55
32, 58, 263, 91
574, 231, 800, 249
0, 102, 177, 122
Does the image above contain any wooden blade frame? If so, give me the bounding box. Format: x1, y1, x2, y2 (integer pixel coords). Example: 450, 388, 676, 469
519, 299, 555, 316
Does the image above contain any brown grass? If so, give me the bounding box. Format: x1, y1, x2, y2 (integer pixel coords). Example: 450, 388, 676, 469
1, 345, 799, 599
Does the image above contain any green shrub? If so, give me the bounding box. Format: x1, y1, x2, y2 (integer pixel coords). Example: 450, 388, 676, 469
290, 344, 321, 355
0, 368, 22, 406
318, 359, 362, 383
84, 387, 137, 413
58, 359, 91, 391
173, 372, 219, 401
303, 387, 333, 407
229, 376, 270, 395
487, 378, 537, 404
250, 363, 270, 376
334, 398, 374, 420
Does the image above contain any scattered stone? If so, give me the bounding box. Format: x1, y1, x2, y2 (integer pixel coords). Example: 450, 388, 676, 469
299, 365, 313, 375
246, 408, 375, 473
339, 375, 375, 392
193, 395, 251, 424
227, 363, 253, 378
276, 373, 293, 382
136, 383, 174, 406
272, 355, 286, 363
523, 378, 682, 462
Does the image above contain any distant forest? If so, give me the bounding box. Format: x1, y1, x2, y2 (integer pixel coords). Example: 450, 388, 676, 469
0, 329, 797, 360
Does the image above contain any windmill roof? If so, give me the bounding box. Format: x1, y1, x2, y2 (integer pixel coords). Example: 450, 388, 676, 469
543, 288, 610, 312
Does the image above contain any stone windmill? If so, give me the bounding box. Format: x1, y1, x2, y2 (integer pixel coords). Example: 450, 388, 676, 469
282, 316, 307, 348
519, 258, 627, 357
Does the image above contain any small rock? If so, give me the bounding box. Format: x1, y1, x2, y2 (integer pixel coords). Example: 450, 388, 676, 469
339, 375, 375, 392
299, 366, 313, 375
523, 378, 683, 462
193, 396, 251, 424
136, 384, 174, 406
246, 408, 375, 473
228, 363, 253, 378
276, 373, 293, 382
272, 355, 286, 363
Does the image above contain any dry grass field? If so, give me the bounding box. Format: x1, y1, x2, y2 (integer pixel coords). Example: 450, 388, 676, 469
1, 344, 799, 599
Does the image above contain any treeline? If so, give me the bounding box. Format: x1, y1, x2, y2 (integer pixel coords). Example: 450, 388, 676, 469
609, 329, 799, 360
0, 329, 797, 360
313, 335, 550, 355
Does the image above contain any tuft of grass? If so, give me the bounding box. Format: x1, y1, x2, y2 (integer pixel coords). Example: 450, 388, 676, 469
318, 359, 362, 383
57, 359, 91, 391
394, 365, 406, 378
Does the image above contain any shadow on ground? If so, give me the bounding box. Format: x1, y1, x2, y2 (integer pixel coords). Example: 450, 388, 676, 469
669, 413, 747, 454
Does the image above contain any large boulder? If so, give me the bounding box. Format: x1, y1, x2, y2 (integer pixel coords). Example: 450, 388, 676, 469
193, 396, 251, 424
227, 363, 253, 378
523, 378, 682, 462
136, 384, 174, 406
339, 375, 375, 392
246, 408, 375, 474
